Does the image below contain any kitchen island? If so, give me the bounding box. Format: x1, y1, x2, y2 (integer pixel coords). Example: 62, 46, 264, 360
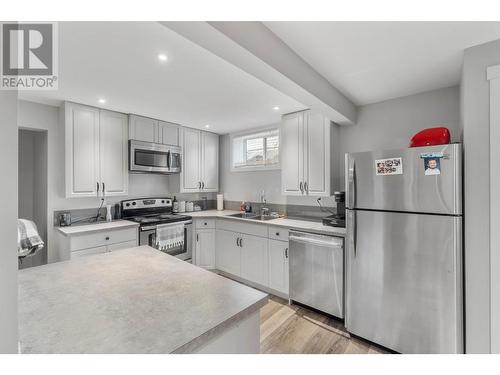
18, 246, 268, 354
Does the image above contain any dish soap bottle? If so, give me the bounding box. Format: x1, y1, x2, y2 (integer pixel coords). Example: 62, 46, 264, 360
173, 196, 179, 213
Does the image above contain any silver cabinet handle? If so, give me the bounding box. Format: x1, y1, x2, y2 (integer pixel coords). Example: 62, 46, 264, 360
196, 233, 199, 242
96, 182, 100, 196
285, 247, 288, 259
236, 237, 239, 247
198, 181, 201, 189
102, 182, 105, 198
202, 181, 205, 189
299, 181, 303, 194
304, 181, 308, 193
240, 237, 243, 247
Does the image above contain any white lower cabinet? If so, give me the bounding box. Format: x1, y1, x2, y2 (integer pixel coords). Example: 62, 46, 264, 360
57, 226, 138, 260
213, 220, 289, 296
195, 229, 216, 269
215, 229, 241, 275
268, 239, 289, 295
240, 234, 268, 286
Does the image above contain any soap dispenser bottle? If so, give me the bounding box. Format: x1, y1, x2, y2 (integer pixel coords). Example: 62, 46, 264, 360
173, 196, 179, 213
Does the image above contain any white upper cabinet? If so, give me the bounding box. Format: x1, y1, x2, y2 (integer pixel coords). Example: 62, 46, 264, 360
182, 127, 202, 192
201, 131, 219, 192
281, 112, 304, 195
129, 115, 181, 146
65, 102, 128, 198
65, 103, 100, 198
158, 121, 180, 146
177, 128, 219, 193
129, 114, 158, 143
281, 110, 332, 197
99, 110, 129, 196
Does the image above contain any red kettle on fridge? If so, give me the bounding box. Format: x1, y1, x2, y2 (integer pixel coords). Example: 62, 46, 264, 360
409, 127, 451, 147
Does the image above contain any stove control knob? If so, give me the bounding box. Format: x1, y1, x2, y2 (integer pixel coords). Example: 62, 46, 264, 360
161, 200, 165, 203
132, 202, 136, 206
125, 203, 130, 207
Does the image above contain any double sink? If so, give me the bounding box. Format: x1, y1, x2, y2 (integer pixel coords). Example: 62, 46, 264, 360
228, 212, 278, 221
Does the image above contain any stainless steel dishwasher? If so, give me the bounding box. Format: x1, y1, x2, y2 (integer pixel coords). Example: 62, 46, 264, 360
289, 230, 344, 318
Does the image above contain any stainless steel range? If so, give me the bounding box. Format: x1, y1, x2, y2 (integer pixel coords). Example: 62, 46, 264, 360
121, 198, 192, 261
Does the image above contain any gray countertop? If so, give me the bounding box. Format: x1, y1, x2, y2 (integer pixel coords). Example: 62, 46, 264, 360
18, 246, 268, 354
189, 210, 346, 236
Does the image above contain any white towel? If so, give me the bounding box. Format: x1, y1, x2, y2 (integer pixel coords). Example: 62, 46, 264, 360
155, 223, 184, 253
17, 219, 44, 258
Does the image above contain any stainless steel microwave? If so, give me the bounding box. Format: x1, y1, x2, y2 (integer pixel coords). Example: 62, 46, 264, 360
129, 140, 182, 174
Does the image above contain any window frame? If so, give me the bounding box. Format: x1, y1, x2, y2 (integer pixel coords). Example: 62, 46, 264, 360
229, 126, 281, 172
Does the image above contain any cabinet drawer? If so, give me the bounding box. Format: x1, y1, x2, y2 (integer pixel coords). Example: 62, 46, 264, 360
71, 246, 107, 258
69, 227, 137, 251
216, 218, 268, 238
108, 240, 138, 252
195, 218, 215, 229
268, 226, 289, 242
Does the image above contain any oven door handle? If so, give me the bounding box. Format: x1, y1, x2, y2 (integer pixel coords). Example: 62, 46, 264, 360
141, 225, 157, 231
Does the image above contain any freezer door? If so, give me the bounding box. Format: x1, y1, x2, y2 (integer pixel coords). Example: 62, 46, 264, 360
345, 209, 463, 353
345, 144, 462, 214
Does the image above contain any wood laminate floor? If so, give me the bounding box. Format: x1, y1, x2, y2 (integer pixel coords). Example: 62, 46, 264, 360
260, 296, 390, 354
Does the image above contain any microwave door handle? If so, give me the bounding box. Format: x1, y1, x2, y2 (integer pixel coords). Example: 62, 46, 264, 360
167, 150, 171, 169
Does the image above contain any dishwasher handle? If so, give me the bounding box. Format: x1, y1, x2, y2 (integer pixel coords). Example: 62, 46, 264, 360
289, 235, 343, 248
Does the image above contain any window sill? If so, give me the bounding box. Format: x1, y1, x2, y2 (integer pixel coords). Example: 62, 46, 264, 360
230, 164, 281, 173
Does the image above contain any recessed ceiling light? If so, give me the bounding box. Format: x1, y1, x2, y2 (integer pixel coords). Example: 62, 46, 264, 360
98, 98, 106, 104
158, 53, 168, 62
205, 124, 210, 129
273, 106, 280, 111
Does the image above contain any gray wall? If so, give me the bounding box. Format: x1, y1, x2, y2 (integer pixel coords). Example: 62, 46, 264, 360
18, 129, 48, 268
0, 91, 18, 353
461, 38, 500, 353
337, 85, 460, 183
220, 86, 460, 207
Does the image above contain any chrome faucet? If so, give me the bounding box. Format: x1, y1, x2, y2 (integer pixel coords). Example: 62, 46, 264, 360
260, 190, 269, 216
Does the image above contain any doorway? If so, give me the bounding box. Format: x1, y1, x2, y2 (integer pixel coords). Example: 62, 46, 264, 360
18, 128, 48, 269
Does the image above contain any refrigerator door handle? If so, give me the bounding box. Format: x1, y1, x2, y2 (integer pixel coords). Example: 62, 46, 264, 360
353, 210, 357, 257
346, 156, 356, 208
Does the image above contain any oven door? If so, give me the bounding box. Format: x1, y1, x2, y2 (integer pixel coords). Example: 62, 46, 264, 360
139, 222, 192, 261
129, 140, 182, 174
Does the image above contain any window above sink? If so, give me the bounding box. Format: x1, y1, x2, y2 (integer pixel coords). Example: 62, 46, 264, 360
230, 127, 280, 172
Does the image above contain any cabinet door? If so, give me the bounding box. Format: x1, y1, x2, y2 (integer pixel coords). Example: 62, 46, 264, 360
240, 234, 269, 287
129, 115, 158, 143
99, 110, 129, 196
158, 121, 180, 146
281, 112, 305, 195
268, 239, 289, 295
215, 229, 241, 276
195, 229, 215, 269
305, 112, 331, 196
201, 131, 219, 192
181, 128, 201, 192
65, 102, 100, 198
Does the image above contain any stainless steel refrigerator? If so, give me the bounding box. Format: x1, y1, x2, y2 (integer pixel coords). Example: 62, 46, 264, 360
345, 144, 463, 354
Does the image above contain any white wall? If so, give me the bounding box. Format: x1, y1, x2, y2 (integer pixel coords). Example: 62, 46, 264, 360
461, 38, 500, 353
220, 86, 460, 207
0, 91, 18, 353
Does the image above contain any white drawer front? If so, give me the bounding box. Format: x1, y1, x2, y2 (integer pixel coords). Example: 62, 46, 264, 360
195, 218, 215, 229
107, 240, 138, 252
216, 218, 268, 238
69, 227, 137, 251
71, 246, 107, 258
268, 226, 289, 242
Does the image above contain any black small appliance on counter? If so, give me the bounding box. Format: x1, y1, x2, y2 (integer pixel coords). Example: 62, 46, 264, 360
322, 192, 346, 228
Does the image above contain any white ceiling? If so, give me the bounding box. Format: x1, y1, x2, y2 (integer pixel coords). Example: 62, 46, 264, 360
19, 22, 306, 134
265, 21, 500, 105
